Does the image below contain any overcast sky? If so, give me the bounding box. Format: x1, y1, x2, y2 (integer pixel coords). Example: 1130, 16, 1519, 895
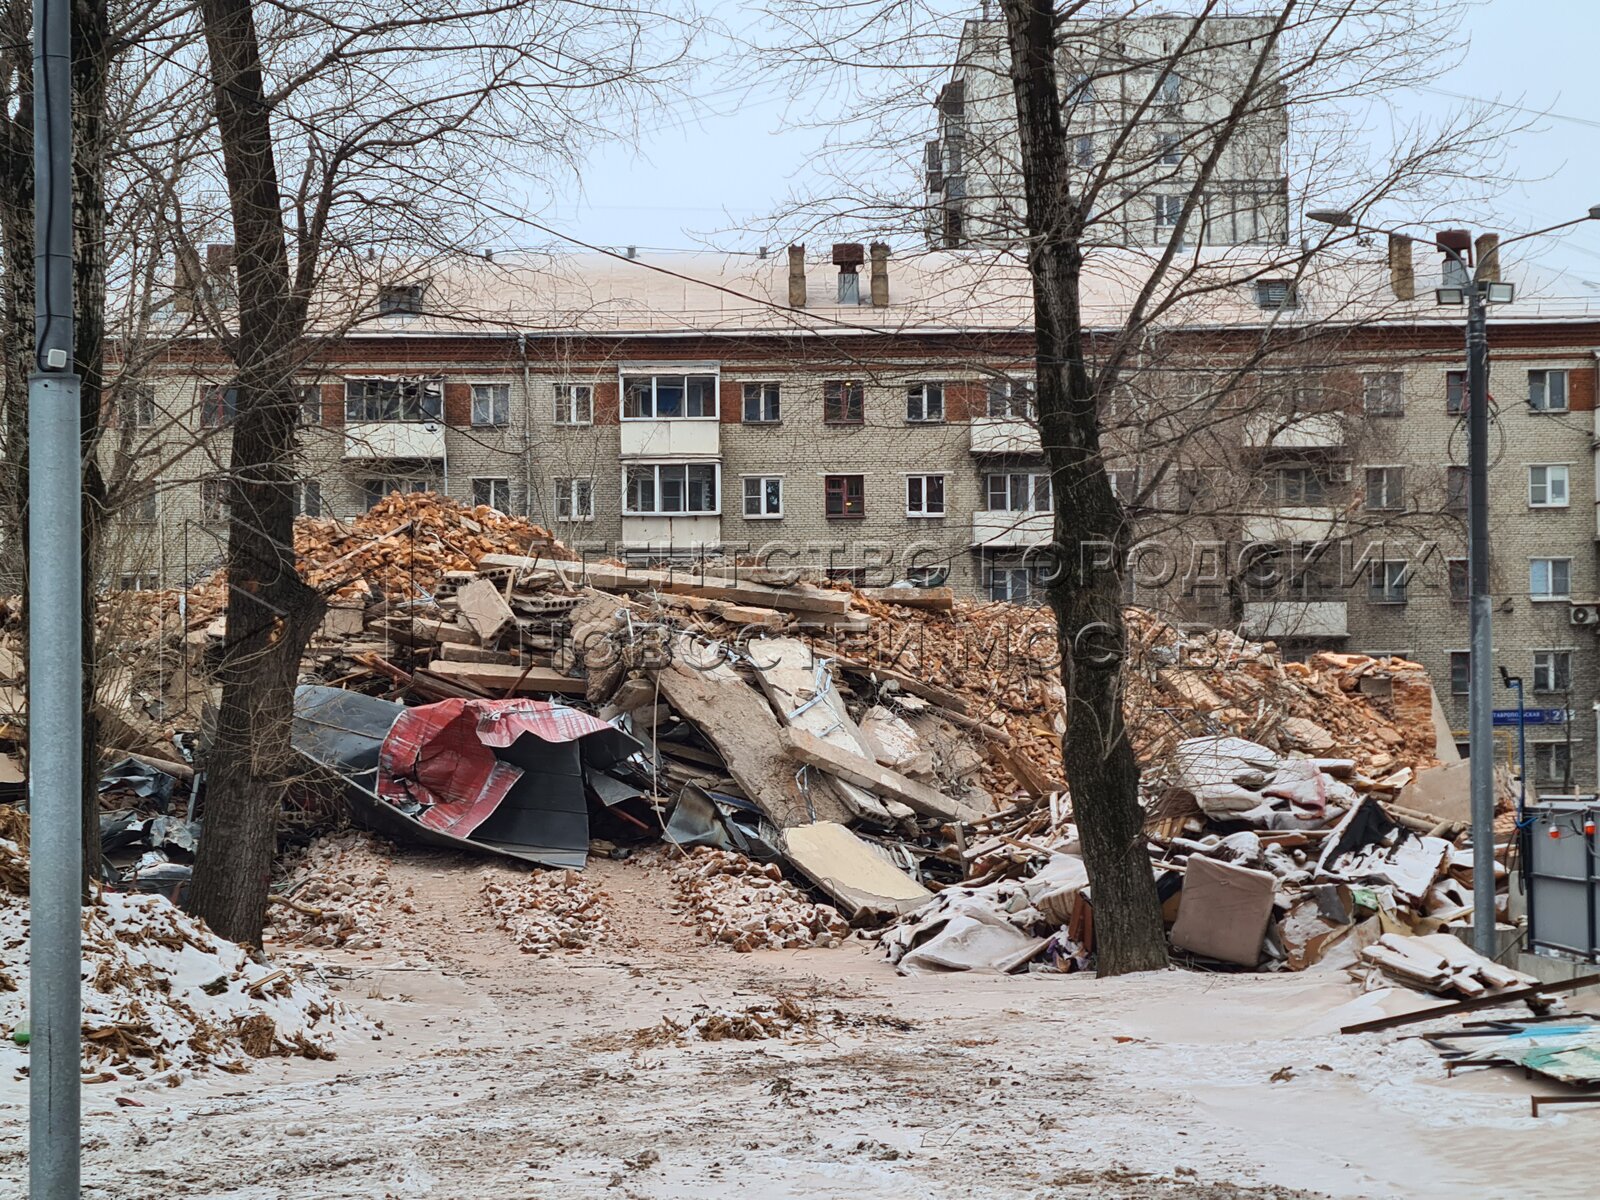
533, 1, 1600, 289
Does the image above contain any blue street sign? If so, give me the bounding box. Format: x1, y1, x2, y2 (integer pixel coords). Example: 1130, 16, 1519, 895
1493, 708, 1570, 726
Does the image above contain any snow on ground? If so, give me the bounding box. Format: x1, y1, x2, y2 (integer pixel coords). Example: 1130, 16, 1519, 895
1, 832, 377, 1086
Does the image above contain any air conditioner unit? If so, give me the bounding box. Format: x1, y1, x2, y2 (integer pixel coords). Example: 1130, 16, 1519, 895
1569, 604, 1600, 627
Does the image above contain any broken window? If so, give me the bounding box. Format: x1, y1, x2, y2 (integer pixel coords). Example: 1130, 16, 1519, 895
118, 573, 160, 592
824, 380, 864, 424
1254, 279, 1298, 310
377, 283, 424, 315
344, 377, 443, 423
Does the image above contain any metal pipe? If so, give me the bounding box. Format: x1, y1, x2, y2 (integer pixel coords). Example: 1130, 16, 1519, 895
29, 0, 83, 1195
1466, 286, 1496, 957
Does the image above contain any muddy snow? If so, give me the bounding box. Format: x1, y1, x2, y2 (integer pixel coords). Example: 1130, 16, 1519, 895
0, 846, 1592, 1199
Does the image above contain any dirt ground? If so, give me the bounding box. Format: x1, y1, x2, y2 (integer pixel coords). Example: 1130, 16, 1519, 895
0, 848, 1591, 1200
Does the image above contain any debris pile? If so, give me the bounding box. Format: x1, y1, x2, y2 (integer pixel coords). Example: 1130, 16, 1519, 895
1, 823, 373, 1081
667, 848, 850, 952
480, 869, 620, 954
266, 832, 407, 950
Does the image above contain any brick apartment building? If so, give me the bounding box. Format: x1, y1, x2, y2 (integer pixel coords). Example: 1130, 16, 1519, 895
104, 244, 1600, 793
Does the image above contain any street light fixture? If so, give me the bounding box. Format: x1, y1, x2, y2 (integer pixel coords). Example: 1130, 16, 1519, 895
1308, 204, 1599, 958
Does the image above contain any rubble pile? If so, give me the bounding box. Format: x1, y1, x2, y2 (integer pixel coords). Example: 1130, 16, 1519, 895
1, 823, 373, 1081
480, 869, 620, 954
267, 832, 407, 950
667, 847, 851, 951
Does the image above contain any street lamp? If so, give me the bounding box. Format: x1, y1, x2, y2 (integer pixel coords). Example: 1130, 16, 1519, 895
1310, 205, 1598, 957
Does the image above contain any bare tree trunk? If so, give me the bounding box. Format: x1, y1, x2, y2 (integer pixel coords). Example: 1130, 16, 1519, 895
188, 0, 325, 944
998, 0, 1167, 976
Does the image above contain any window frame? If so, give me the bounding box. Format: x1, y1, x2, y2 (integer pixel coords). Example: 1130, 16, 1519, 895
986, 379, 1035, 419
1155, 130, 1182, 165
1445, 370, 1467, 415
1253, 279, 1298, 311
1361, 371, 1404, 417
1449, 650, 1470, 696
1447, 557, 1468, 603
824, 473, 866, 519
985, 471, 1053, 513
470, 382, 512, 429
1364, 466, 1405, 512
622, 462, 721, 516
1368, 560, 1409, 605
554, 476, 595, 522
742, 475, 784, 519
741, 381, 781, 424
1532, 650, 1572, 695
121, 384, 158, 429
620, 371, 720, 421
1529, 369, 1570, 413
200, 477, 229, 523
905, 473, 947, 518
199, 385, 237, 429
905, 382, 945, 424
1530, 557, 1573, 601
362, 477, 431, 510
471, 476, 512, 513
553, 383, 594, 427
823, 380, 865, 425
296, 384, 322, 427
1534, 741, 1572, 788
1529, 464, 1571, 509
292, 479, 322, 519
343, 377, 443, 424
1445, 465, 1468, 512
118, 572, 160, 592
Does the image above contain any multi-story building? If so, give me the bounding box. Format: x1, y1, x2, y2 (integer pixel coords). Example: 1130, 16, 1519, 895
925, 13, 1290, 249
106, 243, 1600, 793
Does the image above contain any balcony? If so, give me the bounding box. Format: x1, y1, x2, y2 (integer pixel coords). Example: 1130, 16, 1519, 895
620, 420, 720, 459
1241, 411, 1345, 452
969, 417, 1041, 456
1240, 506, 1342, 543
343, 421, 445, 460
1242, 600, 1348, 640
972, 510, 1053, 549
620, 515, 722, 552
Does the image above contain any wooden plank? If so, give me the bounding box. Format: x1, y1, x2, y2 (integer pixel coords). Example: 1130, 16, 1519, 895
456, 577, 513, 643
859, 586, 955, 612
437, 644, 535, 666
1340, 972, 1600, 1035
476, 554, 853, 614
778, 726, 979, 823
654, 657, 852, 829
424, 660, 586, 696
657, 593, 787, 629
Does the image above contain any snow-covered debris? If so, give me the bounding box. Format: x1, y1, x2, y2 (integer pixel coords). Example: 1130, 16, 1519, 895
267, 831, 408, 950
1, 824, 375, 1083
667, 847, 849, 952
479, 868, 618, 954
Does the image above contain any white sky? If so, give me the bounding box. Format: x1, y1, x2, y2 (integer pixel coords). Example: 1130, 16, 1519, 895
531, 1, 1600, 287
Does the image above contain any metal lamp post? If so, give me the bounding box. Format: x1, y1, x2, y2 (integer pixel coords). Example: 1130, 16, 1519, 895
1308, 207, 1599, 958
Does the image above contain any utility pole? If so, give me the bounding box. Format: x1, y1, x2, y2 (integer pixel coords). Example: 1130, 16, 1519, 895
1464, 277, 1496, 957
29, 0, 83, 1192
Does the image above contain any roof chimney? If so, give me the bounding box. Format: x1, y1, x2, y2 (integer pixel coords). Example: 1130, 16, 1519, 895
1474, 233, 1501, 282
1387, 234, 1415, 301
173, 244, 202, 313
869, 242, 890, 307
787, 245, 807, 308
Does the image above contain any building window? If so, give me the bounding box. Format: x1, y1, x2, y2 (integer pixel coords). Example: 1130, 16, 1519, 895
1529, 369, 1569, 412
118, 572, 159, 592
1368, 560, 1408, 604
837, 269, 861, 305
344, 377, 442, 422
1154, 71, 1181, 106
742, 382, 781, 424
906, 383, 944, 423
1254, 279, 1297, 310
1534, 742, 1571, 789
743, 476, 783, 519
553, 384, 593, 426
363, 477, 429, 509
988, 563, 1044, 603
1364, 467, 1404, 511
1154, 195, 1183, 240
621, 374, 717, 419
1073, 134, 1095, 168
1362, 371, 1404, 417
200, 385, 236, 428
472, 477, 511, 512
1156, 131, 1182, 165
987, 379, 1035, 419
200, 477, 228, 522
292, 480, 322, 518
824, 474, 865, 518
376, 283, 424, 315
1445, 465, 1467, 512
624, 463, 719, 515
1447, 558, 1467, 603
1533, 650, 1572, 694
1529, 465, 1570, 508
1274, 466, 1325, 507
125, 488, 158, 523
1445, 370, 1467, 414
1449, 651, 1470, 696
1530, 557, 1573, 600
120, 385, 157, 429
986, 471, 1052, 512
471, 383, 511, 428
297, 384, 322, 427
1065, 72, 1094, 105
823, 380, 865, 425
906, 474, 946, 517
1109, 468, 1140, 506
555, 477, 594, 521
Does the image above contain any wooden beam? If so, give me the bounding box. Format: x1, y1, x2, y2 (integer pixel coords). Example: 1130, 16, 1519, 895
859, 586, 955, 612
1340, 972, 1600, 1035
476, 554, 853, 614
423, 660, 586, 696
778, 726, 979, 823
